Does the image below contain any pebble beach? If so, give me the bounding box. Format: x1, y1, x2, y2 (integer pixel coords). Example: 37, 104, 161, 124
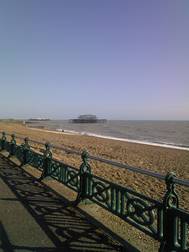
0, 121, 188, 199
0, 120, 189, 251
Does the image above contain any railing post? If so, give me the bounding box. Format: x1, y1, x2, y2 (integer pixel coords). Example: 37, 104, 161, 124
21, 137, 30, 166
76, 150, 91, 204
39, 142, 52, 180
0, 132, 6, 150
159, 172, 179, 252
8, 134, 16, 157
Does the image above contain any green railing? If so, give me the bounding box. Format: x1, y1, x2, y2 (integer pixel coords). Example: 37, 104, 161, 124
0, 131, 189, 251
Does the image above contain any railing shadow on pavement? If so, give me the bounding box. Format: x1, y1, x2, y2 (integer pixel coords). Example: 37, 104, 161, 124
0, 221, 56, 252
0, 157, 139, 252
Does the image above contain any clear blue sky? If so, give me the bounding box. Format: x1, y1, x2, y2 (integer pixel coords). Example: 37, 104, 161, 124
0, 0, 188, 120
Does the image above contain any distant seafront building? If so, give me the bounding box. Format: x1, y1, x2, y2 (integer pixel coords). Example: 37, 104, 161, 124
70, 115, 107, 123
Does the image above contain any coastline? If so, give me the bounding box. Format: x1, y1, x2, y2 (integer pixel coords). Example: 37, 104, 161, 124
28, 126, 189, 152
28, 126, 81, 136
81, 132, 189, 151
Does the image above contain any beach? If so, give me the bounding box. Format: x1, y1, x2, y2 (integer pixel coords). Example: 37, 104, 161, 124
0, 121, 189, 251
0, 121, 188, 200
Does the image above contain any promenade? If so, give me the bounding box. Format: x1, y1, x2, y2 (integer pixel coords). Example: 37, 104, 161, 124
0, 155, 134, 252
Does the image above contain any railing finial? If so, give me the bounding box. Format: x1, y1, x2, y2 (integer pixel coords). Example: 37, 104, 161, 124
74, 150, 92, 205
1, 131, 6, 150
9, 134, 16, 157
44, 142, 52, 158
80, 150, 91, 174
164, 171, 178, 209
2, 131, 6, 140
20, 137, 30, 167
24, 137, 30, 149
11, 134, 16, 144
38, 142, 52, 181
160, 172, 179, 251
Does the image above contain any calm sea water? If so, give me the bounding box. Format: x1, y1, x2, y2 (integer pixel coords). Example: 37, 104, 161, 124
28, 120, 189, 149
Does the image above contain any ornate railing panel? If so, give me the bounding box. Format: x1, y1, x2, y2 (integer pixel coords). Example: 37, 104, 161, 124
1, 140, 11, 153
15, 145, 24, 161
85, 173, 163, 239
27, 150, 44, 169
4, 141, 10, 152
48, 159, 80, 192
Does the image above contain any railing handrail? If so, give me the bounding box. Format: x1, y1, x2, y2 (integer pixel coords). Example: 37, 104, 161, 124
1, 131, 189, 187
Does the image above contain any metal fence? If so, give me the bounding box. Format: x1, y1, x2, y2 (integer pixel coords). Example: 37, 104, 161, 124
0, 131, 189, 251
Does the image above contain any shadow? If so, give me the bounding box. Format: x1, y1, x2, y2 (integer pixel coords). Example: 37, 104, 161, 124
0, 222, 55, 252
0, 157, 139, 252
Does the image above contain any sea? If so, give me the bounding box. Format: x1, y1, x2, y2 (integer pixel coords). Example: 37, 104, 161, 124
28, 120, 189, 151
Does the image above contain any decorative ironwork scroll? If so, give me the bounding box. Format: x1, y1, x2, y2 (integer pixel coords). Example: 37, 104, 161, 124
85, 174, 163, 239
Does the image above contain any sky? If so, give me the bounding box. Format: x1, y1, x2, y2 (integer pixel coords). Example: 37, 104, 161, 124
0, 0, 188, 120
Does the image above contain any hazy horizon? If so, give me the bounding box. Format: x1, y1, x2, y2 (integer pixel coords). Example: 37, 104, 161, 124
0, 1, 188, 120
1, 117, 189, 122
